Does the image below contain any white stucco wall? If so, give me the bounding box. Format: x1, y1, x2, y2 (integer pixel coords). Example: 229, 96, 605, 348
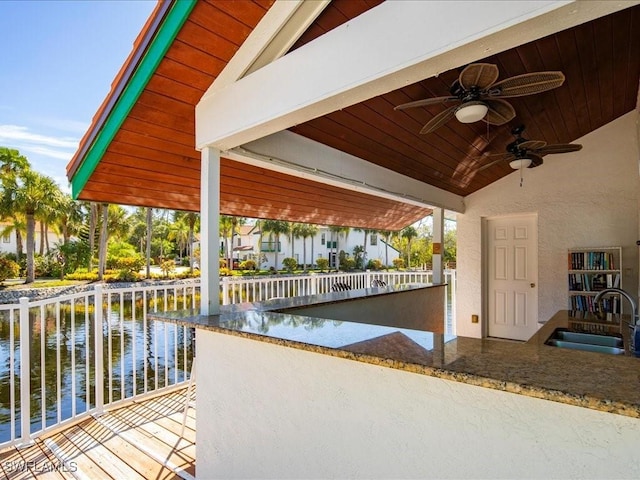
457, 112, 640, 338
197, 331, 640, 479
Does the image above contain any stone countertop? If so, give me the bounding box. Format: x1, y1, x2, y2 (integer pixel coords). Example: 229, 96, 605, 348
150, 291, 640, 419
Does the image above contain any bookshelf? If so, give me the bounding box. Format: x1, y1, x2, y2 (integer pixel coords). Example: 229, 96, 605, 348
568, 247, 622, 314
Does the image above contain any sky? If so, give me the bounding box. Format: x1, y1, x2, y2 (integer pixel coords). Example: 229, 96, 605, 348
0, 0, 156, 192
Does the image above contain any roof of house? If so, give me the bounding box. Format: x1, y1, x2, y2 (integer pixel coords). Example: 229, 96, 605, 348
66, 0, 640, 231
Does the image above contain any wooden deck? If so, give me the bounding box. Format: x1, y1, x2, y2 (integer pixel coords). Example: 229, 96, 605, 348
0, 388, 195, 479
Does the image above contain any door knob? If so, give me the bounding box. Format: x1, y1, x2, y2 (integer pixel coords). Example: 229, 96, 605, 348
530, 283, 536, 288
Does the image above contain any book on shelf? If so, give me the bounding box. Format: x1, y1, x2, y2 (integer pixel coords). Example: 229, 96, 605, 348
568, 251, 616, 270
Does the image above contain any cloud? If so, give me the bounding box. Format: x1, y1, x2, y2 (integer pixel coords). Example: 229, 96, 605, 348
0, 124, 79, 150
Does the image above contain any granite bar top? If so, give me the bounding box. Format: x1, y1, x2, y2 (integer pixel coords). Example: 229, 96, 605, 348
149, 289, 640, 419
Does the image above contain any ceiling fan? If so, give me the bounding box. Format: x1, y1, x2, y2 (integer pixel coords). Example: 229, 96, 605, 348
476, 125, 582, 172
394, 63, 565, 134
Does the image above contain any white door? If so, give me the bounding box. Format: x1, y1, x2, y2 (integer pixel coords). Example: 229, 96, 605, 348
486, 214, 538, 341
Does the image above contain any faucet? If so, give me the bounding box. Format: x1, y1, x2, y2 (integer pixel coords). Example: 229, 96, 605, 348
594, 287, 640, 356
593, 287, 638, 326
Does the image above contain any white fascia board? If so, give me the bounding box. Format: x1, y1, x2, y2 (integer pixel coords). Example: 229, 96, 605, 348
224, 130, 465, 213
206, 0, 330, 95
196, 0, 631, 150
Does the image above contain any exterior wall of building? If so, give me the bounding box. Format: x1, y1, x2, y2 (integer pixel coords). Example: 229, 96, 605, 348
231, 227, 401, 270
456, 112, 640, 338
0, 226, 63, 257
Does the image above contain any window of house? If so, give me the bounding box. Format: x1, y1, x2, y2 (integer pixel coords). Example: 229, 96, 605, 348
321, 233, 325, 245
370, 234, 378, 246
236, 237, 241, 246
2, 234, 9, 243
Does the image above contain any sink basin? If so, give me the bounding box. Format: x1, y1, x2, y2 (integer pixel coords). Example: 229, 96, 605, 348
545, 329, 625, 355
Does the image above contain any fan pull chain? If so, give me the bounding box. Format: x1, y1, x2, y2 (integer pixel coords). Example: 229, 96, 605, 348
519, 163, 524, 187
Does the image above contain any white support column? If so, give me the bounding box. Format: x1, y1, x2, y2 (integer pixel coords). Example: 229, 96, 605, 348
200, 147, 221, 316
432, 208, 444, 285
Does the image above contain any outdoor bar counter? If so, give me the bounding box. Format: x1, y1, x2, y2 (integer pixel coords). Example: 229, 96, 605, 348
150, 284, 640, 479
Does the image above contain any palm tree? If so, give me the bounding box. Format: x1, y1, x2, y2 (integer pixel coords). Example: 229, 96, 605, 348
57, 195, 84, 247
401, 226, 418, 268
219, 216, 234, 268
145, 207, 153, 278
7, 169, 58, 283
291, 223, 305, 264
261, 220, 290, 271
300, 224, 318, 271
355, 228, 377, 270
174, 211, 199, 273
380, 230, 392, 269
0, 148, 30, 260
168, 215, 190, 262
329, 226, 350, 269
230, 216, 246, 268
97, 204, 109, 280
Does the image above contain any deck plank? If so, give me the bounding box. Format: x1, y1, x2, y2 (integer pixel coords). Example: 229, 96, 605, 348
0, 388, 196, 480
78, 417, 179, 480
61, 423, 147, 480
44, 428, 114, 480
95, 414, 195, 479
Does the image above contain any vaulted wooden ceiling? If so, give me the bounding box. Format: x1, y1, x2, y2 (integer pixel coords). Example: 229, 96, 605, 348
67, 0, 640, 230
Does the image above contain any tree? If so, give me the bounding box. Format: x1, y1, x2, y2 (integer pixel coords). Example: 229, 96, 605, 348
97, 204, 109, 280
291, 223, 305, 265
145, 207, 153, 278
4, 168, 60, 283
219, 216, 234, 267
0, 147, 30, 261
401, 226, 418, 269
355, 228, 376, 271
261, 220, 290, 271
380, 230, 392, 269
299, 224, 318, 272
329, 226, 350, 269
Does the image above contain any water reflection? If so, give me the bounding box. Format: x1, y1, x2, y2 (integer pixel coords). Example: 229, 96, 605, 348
0, 292, 194, 442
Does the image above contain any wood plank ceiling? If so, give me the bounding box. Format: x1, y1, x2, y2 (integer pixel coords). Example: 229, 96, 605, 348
290, 3, 640, 197
68, 0, 640, 230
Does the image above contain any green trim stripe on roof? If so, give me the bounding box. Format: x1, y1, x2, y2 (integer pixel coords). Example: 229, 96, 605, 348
71, 0, 197, 199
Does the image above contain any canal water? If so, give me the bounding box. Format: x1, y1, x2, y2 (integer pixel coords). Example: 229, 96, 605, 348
0, 293, 195, 443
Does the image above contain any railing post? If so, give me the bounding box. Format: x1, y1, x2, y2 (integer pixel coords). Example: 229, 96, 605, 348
222, 277, 229, 305
94, 285, 104, 416
18, 297, 32, 447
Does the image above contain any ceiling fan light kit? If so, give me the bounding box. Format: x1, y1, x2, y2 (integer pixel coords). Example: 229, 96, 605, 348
395, 63, 565, 134
454, 102, 488, 123
509, 158, 532, 170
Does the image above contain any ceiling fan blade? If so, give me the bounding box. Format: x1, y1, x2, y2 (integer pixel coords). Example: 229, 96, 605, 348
491, 71, 565, 98
420, 105, 458, 134
535, 143, 583, 155
527, 153, 544, 168
459, 63, 500, 90
394, 96, 458, 111
484, 99, 515, 125
518, 140, 547, 151
476, 154, 513, 172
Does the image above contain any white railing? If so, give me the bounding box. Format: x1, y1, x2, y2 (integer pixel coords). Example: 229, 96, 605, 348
0, 270, 455, 449
0, 282, 199, 449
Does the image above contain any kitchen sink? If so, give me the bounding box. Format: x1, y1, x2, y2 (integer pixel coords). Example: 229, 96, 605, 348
545, 329, 625, 355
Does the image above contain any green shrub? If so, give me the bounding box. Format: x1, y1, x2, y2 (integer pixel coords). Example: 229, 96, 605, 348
366, 259, 383, 271
392, 258, 405, 269
159, 259, 176, 278
239, 259, 257, 270
316, 258, 329, 272
114, 256, 145, 275
220, 267, 232, 276
282, 257, 297, 273
341, 257, 356, 271
0, 256, 20, 281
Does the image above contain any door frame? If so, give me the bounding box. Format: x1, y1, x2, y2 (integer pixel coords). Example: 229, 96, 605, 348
481, 213, 539, 339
